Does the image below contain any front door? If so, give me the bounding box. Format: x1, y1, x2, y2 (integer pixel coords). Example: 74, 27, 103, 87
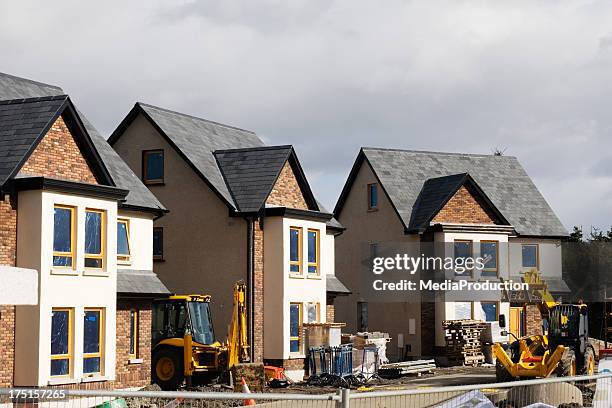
509, 307, 523, 338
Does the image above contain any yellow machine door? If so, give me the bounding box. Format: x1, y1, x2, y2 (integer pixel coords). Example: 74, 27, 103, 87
509, 307, 523, 339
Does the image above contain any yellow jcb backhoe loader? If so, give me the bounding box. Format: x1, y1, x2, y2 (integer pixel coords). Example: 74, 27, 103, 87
151, 281, 250, 390
493, 270, 595, 381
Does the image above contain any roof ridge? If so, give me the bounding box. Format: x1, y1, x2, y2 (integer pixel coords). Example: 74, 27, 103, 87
0, 72, 63, 91
137, 102, 256, 135
214, 145, 293, 155
362, 147, 516, 159
0, 94, 68, 106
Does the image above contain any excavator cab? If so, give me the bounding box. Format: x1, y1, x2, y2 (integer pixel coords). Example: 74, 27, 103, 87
152, 296, 215, 346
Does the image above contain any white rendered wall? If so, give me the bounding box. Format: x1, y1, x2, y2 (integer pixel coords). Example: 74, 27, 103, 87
117, 210, 154, 271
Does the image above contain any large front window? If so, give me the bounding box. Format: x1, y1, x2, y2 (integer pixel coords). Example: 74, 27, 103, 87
289, 303, 301, 353
51, 308, 72, 377
53, 206, 75, 268
307, 229, 319, 275
481, 302, 498, 322
83, 309, 104, 375
85, 210, 105, 269
289, 227, 302, 274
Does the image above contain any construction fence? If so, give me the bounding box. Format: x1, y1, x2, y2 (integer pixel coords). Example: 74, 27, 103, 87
0, 373, 610, 408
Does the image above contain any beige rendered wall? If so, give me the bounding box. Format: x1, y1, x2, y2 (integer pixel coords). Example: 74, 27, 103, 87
508, 237, 562, 279
117, 210, 154, 272
112, 114, 247, 340
334, 160, 422, 358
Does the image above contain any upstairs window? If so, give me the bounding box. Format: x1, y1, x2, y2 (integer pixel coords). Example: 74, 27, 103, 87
480, 241, 498, 276
522, 244, 539, 269
289, 227, 302, 274
85, 209, 105, 269
143, 150, 164, 185
368, 183, 378, 210
53, 206, 75, 268
453, 240, 473, 276
153, 227, 164, 261
117, 219, 131, 263
307, 229, 319, 275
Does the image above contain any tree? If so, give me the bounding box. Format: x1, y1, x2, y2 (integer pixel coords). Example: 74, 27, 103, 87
568, 226, 583, 242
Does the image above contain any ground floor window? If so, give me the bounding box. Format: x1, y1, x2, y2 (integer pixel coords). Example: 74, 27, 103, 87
129, 309, 139, 358
289, 303, 302, 353
306, 303, 320, 323
51, 308, 72, 377
481, 302, 499, 322
83, 308, 104, 375
358, 302, 368, 332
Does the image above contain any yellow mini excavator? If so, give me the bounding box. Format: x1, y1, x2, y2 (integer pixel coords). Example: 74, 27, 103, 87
493, 269, 595, 381
151, 281, 250, 390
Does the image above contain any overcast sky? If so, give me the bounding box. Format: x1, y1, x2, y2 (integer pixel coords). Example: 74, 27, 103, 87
2, 1, 612, 232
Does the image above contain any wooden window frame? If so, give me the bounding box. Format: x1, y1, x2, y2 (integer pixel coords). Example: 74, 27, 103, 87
142, 149, 165, 185
83, 308, 105, 377
307, 229, 320, 276
50, 308, 73, 378
129, 309, 138, 359
289, 227, 303, 276
84, 209, 106, 270
53, 205, 76, 270
453, 239, 474, 277
480, 301, 500, 322
367, 183, 378, 211
521, 244, 539, 270
117, 219, 131, 264
480, 240, 499, 276
153, 227, 164, 261
289, 302, 302, 354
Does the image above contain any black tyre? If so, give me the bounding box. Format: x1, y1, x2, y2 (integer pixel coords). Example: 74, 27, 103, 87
581, 346, 596, 376
556, 348, 577, 377
495, 360, 515, 382
152, 348, 184, 390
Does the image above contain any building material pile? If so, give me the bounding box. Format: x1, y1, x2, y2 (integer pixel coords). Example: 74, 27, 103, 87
378, 359, 436, 378
443, 320, 487, 366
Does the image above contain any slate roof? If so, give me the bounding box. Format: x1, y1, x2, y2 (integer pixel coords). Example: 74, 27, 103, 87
326, 274, 351, 294
117, 269, 170, 296
110, 103, 265, 210
335, 148, 568, 237
0, 72, 166, 213
408, 172, 509, 233
0, 95, 69, 186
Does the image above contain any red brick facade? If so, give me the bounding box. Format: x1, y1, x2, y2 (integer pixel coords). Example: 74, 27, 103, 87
0, 194, 17, 267
432, 185, 498, 225
252, 220, 265, 363
115, 300, 153, 388
266, 162, 308, 210
18, 116, 99, 184
0, 306, 15, 387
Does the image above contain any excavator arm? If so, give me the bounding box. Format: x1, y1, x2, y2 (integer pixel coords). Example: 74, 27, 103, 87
227, 281, 250, 368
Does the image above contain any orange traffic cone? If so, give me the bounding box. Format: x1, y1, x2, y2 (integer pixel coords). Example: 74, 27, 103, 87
241, 377, 256, 406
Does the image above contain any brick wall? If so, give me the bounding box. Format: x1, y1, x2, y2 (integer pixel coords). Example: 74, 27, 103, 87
326, 304, 334, 323
0, 306, 15, 387
252, 220, 264, 363
0, 194, 17, 267
524, 304, 543, 336
18, 116, 99, 184
432, 185, 498, 225
266, 162, 308, 210
115, 300, 153, 389
0, 193, 17, 387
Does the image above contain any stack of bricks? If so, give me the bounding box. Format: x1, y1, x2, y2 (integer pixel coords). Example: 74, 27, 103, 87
432, 185, 498, 225
115, 300, 153, 388
524, 304, 543, 336
18, 116, 98, 184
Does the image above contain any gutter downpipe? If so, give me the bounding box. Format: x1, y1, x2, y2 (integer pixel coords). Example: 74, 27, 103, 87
245, 216, 255, 362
